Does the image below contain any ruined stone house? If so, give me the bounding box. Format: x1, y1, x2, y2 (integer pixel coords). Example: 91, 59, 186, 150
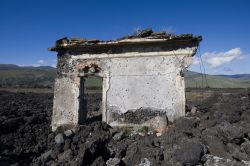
49, 30, 201, 131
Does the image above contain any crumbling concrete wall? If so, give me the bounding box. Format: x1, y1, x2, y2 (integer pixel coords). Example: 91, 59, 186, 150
105, 54, 189, 124
52, 77, 79, 129
51, 46, 196, 131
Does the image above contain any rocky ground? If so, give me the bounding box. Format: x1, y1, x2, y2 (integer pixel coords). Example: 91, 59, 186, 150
0, 89, 250, 166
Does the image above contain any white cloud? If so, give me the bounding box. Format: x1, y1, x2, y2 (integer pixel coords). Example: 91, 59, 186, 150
18, 59, 57, 67
18, 64, 26, 67
31, 64, 40, 67
31, 59, 47, 67
202, 48, 244, 68
192, 56, 200, 65
38, 59, 46, 65
51, 64, 56, 68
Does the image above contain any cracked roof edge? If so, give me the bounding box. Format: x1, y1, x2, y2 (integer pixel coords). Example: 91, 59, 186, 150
49, 29, 202, 52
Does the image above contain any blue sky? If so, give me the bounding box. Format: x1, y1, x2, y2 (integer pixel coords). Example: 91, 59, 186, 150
0, 0, 249, 74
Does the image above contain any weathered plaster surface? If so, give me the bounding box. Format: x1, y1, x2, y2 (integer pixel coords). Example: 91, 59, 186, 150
51, 46, 195, 131
52, 77, 79, 131
105, 54, 189, 123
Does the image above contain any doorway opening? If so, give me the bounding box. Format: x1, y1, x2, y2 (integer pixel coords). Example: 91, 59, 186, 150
79, 75, 103, 124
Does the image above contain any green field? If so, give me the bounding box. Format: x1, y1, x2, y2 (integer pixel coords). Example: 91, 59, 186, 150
0, 64, 249, 89
184, 71, 250, 88
84, 77, 102, 89
0, 65, 56, 88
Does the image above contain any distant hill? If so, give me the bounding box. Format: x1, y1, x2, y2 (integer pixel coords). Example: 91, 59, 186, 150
185, 70, 250, 88
217, 74, 250, 80
0, 64, 249, 89
0, 64, 56, 88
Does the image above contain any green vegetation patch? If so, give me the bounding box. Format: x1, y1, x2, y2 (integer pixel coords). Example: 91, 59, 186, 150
84, 77, 102, 89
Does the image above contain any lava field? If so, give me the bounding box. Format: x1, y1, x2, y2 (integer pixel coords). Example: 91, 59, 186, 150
0, 89, 250, 166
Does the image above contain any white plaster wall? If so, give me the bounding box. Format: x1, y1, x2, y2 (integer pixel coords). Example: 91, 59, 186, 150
106, 55, 186, 121
52, 77, 79, 131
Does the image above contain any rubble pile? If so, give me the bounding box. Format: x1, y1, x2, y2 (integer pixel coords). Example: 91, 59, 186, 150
0, 91, 53, 165
0, 90, 250, 165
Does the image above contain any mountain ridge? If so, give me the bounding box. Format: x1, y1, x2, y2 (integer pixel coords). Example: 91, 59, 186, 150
184, 70, 250, 88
